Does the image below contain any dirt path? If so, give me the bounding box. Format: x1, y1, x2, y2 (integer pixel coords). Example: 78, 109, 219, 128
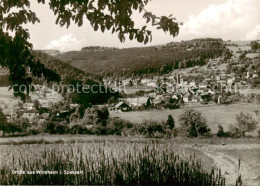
186, 144, 260, 186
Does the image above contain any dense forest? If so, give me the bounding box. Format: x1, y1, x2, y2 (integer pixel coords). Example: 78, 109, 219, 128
32, 51, 102, 84
56, 39, 225, 77
32, 52, 118, 108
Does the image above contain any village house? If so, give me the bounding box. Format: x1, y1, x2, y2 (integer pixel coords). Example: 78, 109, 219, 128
227, 78, 234, 87
183, 92, 193, 103
253, 59, 260, 65
23, 102, 34, 110
172, 94, 179, 100
22, 113, 40, 123
141, 78, 152, 85
153, 95, 164, 105
204, 78, 212, 83
146, 81, 157, 88
220, 75, 227, 81
113, 102, 131, 112
37, 119, 46, 125
233, 76, 241, 82
192, 96, 199, 103
148, 92, 157, 99
127, 97, 152, 107
41, 113, 50, 119
70, 103, 79, 109
2, 109, 18, 122
179, 78, 188, 86
189, 80, 196, 87
198, 83, 207, 89
215, 75, 221, 81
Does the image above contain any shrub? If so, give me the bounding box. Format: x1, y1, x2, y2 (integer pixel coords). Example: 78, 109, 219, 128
166, 115, 175, 129
179, 109, 211, 137
163, 103, 180, 110
106, 118, 133, 135
137, 120, 166, 137
235, 112, 257, 137
165, 127, 179, 138
97, 106, 109, 121
28, 129, 39, 135
16, 118, 30, 133
91, 123, 107, 135
34, 100, 40, 109
45, 122, 57, 134
70, 125, 89, 134
227, 125, 241, 138
217, 124, 229, 137
6, 123, 22, 135
0, 109, 7, 136
43, 122, 70, 135
172, 127, 179, 137
56, 124, 69, 134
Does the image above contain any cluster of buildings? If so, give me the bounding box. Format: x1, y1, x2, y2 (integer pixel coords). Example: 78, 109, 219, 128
106, 55, 260, 112
1, 85, 63, 124
2, 103, 49, 125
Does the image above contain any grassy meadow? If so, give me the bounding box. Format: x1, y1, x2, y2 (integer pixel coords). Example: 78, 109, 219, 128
111, 103, 260, 134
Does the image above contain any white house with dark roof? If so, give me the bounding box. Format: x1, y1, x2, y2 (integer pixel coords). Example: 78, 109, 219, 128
114, 102, 131, 112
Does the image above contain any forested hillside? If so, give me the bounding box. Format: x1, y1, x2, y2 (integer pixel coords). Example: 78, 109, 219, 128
56, 38, 225, 77
32, 51, 102, 84
32, 52, 118, 108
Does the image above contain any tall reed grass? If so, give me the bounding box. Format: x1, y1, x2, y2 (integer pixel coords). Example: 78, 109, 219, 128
0, 142, 225, 185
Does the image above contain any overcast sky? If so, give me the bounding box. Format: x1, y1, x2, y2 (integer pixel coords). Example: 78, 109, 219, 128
25, 0, 260, 51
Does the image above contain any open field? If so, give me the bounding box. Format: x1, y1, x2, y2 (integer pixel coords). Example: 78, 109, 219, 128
0, 87, 19, 109
226, 46, 252, 57
110, 103, 260, 134
0, 135, 259, 185
0, 86, 63, 108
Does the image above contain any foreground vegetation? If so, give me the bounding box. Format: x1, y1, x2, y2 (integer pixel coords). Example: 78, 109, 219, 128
0, 142, 225, 185
1, 104, 259, 139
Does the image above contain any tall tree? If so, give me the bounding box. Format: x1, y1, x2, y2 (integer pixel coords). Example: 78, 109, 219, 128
251, 41, 260, 50
166, 115, 175, 129
236, 112, 257, 137
179, 109, 211, 137
0, 0, 181, 100
0, 109, 7, 136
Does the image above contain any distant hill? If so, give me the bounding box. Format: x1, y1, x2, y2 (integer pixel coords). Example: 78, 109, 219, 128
56, 38, 226, 76
37, 49, 61, 56
32, 51, 118, 108
81, 46, 117, 51
32, 51, 101, 85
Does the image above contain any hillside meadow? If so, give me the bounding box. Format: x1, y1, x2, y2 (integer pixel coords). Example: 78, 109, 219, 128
110, 103, 260, 134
